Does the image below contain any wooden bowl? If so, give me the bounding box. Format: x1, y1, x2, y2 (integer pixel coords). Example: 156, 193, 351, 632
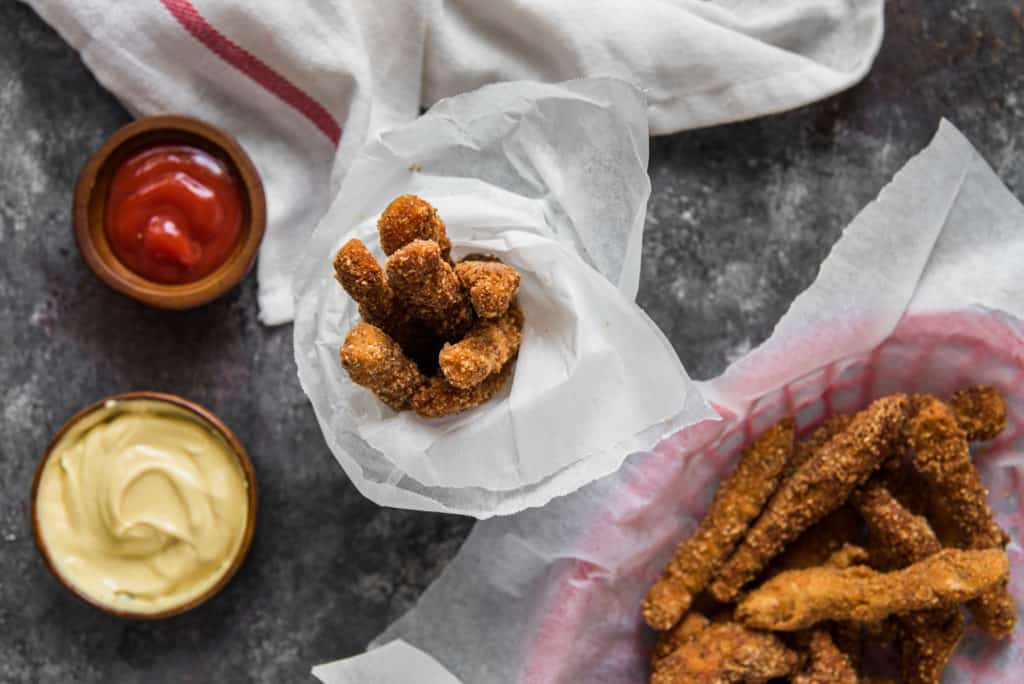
74, 115, 266, 309
31, 391, 258, 619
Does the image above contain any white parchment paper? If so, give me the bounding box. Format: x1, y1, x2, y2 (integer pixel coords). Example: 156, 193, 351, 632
294, 78, 715, 518
314, 122, 1024, 682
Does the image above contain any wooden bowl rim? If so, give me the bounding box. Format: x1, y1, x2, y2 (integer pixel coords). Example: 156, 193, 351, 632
30, 391, 258, 620
73, 114, 266, 310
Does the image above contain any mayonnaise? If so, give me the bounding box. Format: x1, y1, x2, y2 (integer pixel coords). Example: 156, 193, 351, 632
35, 399, 250, 614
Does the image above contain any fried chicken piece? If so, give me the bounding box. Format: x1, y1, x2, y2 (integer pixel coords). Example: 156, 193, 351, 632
709, 395, 910, 603
792, 629, 858, 684
340, 323, 426, 410
439, 307, 523, 389
410, 360, 514, 418
454, 259, 521, 319
909, 396, 1015, 638
333, 239, 395, 324
736, 548, 1008, 632
652, 612, 710, 666
386, 240, 475, 341
852, 481, 964, 684
377, 195, 452, 260
650, 622, 799, 684
643, 420, 795, 631
763, 506, 862, 579
947, 385, 1007, 442
785, 415, 854, 477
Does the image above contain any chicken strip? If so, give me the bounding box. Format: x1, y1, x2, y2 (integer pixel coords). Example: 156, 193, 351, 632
947, 385, 1007, 442
785, 414, 854, 477
439, 307, 523, 389
909, 396, 1015, 638
454, 259, 521, 319
385, 240, 475, 341
736, 548, 1008, 632
709, 395, 910, 603
792, 629, 858, 684
650, 622, 798, 684
333, 238, 394, 324
652, 612, 710, 666
410, 360, 513, 418
852, 481, 963, 684
340, 323, 426, 410
643, 420, 795, 630
377, 194, 451, 260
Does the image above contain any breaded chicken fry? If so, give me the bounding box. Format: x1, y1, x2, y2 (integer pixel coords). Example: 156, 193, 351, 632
785, 415, 854, 477
910, 396, 1015, 638
455, 259, 521, 318
386, 240, 475, 341
410, 361, 513, 418
650, 622, 798, 684
377, 195, 451, 260
852, 482, 964, 684
736, 548, 1008, 632
709, 395, 910, 603
792, 629, 858, 684
948, 385, 1007, 442
643, 420, 795, 630
652, 612, 710, 666
333, 239, 394, 324
439, 307, 523, 389
340, 323, 426, 410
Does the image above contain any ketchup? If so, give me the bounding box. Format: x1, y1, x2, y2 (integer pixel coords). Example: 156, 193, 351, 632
105, 145, 243, 284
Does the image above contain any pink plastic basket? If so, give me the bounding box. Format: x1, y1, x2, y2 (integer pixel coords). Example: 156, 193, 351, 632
523, 311, 1024, 683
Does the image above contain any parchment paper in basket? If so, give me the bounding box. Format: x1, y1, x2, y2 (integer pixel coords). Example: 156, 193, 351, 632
313, 121, 1024, 682
294, 77, 715, 518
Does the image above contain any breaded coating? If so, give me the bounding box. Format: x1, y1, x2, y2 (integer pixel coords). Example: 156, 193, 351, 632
377, 194, 451, 260
852, 481, 964, 684
785, 415, 854, 477
792, 629, 858, 684
340, 323, 426, 410
650, 622, 798, 684
643, 420, 795, 631
910, 396, 1015, 638
652, 612, 710, 666
410, 360, 513, 418
947, 385, 1007, 442
455, 259, 521, 319
764, 506, 861, 579
439, 307, 523, 389
333, 239, 394, 324
825, 544, 869, 570
386, 240, 475, 341
709, 395, 910, 603
736, 548, 1009, 632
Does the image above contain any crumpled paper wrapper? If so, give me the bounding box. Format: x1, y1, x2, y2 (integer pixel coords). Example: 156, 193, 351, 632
313, 122, 1024, 682
294, 78, 714, 518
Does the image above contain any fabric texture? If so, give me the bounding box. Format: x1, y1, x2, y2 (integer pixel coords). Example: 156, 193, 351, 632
26, 0, 883, 323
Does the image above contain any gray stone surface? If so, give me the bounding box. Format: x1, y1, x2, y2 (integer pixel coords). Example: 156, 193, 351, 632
1, 1, 1021, 681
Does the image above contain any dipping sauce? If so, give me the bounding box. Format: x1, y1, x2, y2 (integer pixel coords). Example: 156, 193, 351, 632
105, 145, 243, 284
34, 399, 249, 614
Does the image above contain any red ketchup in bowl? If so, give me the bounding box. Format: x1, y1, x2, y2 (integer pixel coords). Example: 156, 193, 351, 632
105, 145, 243, 284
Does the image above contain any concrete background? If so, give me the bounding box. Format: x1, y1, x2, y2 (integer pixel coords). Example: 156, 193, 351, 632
1, 1, 1022, 681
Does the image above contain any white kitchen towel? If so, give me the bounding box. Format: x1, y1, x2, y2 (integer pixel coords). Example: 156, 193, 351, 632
25, 0, 884, 324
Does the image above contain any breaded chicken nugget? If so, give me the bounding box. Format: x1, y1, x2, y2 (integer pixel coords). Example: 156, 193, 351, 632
333, 239, 394, 324
651, 612, 710, 666
340, 323, 426, 410
792, 629, 858, 684
910, 396, 1015, 638
439, 307, 523, 389
455, 259, 521, 319
736, 548, 1008, 632
377, 195, 451, 260
650, 622, 799, 684
410, 360, 513, 418
709, 395, 910, 603
948, 385, 1007, 442
386, 240, 475, 341
643, 420, 795, 631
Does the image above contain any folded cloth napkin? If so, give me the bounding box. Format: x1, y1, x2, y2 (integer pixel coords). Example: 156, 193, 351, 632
25, 0, 883, 324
